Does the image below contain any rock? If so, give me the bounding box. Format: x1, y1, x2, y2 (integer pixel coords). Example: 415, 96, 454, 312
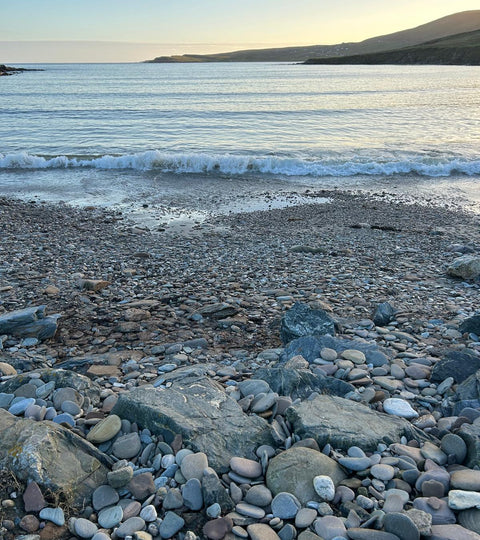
280, 303, 335, 344
98, 505, 123, 529
23, 481, 46, 512
244, 485, 273, 507
429, 524, 480, 539
230, 457, 262, 478
112, 432, 142, 459
441, 433, 467, 464
447, 256, 480, 280
313, 475, 335, 501
413, 497, 456, 525
431, 350, 480, 384
449, 490, 480, 510
202, 469, 235, 512
128, 472, 156, 500
254, 367, 354, 400
314, 515, 347, 539
271, 492, 302, 519
286, 394, 429, 451
39, 507, 65, 526
198, 303, 239, 319
383, 398, 419, 419
74, 518, 98, 539
0, 409, 110, 507
107, 466, 133, 488
111, 373, 274, 472
266, 447, 346, 505
459, 508, 480, 535
203, 517, 233, 540
460, 313, 480, 335
159, 511, 184, 539
459, 420, 480, 468
87, 414, 122, 444
383, 512, 419, 540
0, 305, 60, 340
79, 279, 110, 292
92, 485, 119, 511
347, 529, 400, 539
181, 452, 208, 481
451, 470, 480, 491
182, 478, 203, 511
116, 517, 146, 538
247, 524, 280, 540
373, 302, 396, 326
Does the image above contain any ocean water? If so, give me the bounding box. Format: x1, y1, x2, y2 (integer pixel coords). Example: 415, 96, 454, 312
1, 62, 479, 212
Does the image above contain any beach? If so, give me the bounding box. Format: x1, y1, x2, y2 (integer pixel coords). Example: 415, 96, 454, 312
1, 190, 480, 539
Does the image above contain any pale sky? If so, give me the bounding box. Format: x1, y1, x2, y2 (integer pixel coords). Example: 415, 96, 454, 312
1, 0, 480, 62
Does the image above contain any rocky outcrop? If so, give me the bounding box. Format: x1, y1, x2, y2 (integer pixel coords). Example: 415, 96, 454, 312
111, 369, 275, 472
286, 394, 431, 451
0, 409, 111, 507
280, 303, 335, 345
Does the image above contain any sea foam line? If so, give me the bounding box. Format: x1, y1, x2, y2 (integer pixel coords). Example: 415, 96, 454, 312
0, 151, 479, 177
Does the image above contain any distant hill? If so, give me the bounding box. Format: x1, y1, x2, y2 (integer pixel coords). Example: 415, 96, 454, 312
145, 10, 480, 63
304, 29, 480, 65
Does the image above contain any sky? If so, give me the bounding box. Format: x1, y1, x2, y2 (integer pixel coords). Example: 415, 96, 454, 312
1, 0, 480, 62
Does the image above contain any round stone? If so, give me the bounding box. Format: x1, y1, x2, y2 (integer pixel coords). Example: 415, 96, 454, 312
459, 508, 480, 535
341, 349, 366, 364
314, 515, 347, 539
8, 397, 35, 416
98, 505, 123, 529
52, 386, 83, 409
92, 485, 119, 511
140, 504, 157, 522
271, 493, 301, 519
449, 489, 480, 510
383, 398, 419, 419
230, 457, 262, 479
441, 433, 467, 464
451, 470, 480, 491
61, 400, 82, 416
321, 348, 338, 361
35, 381, 56, 399
74, 517, 98, 539
247, 524, 281, 540
244, 485, 273, 507
107, 466, 133, 489
115, 516, 146, 538
236, 502, 265, 519
112, 432, 141, 459
52, 412, 75, 427
181, 452, 208, 481
182, 478, 203, 511
295, 508, 318, 529
203, 517, 233, 540
371, 464, 395, 482
313, 475, 335, 501
87, 414, 122, 444
39, 507, 65, 526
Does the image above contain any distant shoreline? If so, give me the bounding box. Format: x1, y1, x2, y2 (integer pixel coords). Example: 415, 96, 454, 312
0, 64, 43, 76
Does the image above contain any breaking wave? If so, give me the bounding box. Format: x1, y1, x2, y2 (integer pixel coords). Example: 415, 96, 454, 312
1, 151, 479, 178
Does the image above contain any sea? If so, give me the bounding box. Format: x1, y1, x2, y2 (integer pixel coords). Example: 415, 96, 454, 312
1, 62, 480, 219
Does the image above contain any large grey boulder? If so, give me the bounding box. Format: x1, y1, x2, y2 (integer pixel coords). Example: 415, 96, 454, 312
459, 418, 480, 468
447, 256, 480, 280
286, 395, 431, 451
0, 409, 111, 507
280, 303, 335, 345
460, 313, 480, 336
254, 367, 354, 400
266, 447, 346, 505
0, 368, 101, 406
111, 371, 274, 472
0, 305, 60, 340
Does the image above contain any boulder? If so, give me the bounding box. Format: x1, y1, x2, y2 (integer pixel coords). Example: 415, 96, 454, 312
459, 419, 480, 468
460, 313, 480, 336
266, 447, 346, 505
0, 409, 111, 507
281, 335, 389, 366
280, 303, 335, 345
447, 256, 480, 280
254, 367, 354, 400
286, 395, 431, 451
431, 350, 480, 384
0, 305, 60, 340
111, 371, 274, 472
373, 302, 396, 326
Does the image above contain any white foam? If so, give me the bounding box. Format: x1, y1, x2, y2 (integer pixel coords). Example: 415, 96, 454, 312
0, 151, 479, 178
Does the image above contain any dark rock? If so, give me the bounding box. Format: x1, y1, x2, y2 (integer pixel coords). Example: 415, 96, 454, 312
197, 303, 239, 319
23, 481, 46, 512
384, 512, 420, 540
111, 371, 274, 472
459, 419, 480, 468
373, 302, 396, 326
201, 470, 235, 512
254, 367, 354, 400
0, 305, 60, 340
280, 303, 335, 345
459, 508, 480, 535
455, 371, 480, 402
286, 394, 432, 452
460, 313, 480, 335
0, 409, 111, 507
431, 350, 480, 384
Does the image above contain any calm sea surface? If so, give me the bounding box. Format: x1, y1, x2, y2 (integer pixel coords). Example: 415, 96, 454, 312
1, 63, 479, 209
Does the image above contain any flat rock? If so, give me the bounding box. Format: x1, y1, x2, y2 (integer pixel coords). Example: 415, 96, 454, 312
0, 409, 110, 507
286, 394, 430, 452
447, 256, 480, 280
111, 372, 274, 472
266, 447, 346, 505
280, 303, 335, 345
87, 414, 122, 444
429, 524, 480, 539
383, 398, 419, 419
0, 305, 59, 340
247, 524, 280, 540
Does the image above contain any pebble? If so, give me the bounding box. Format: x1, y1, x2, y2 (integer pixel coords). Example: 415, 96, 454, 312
230, 456, 262, 478
115, 516, 146, 538
87, 414, 122, 444
159, 511, 185, 539
383, 398, 419, 419
97, 505, 123, 529
313, 475, 336, 501
271, 493, 302, 519
39, 507, 65, 526
181, 452, 208, 480
74, 517, 98, 539
247, 523, 281, 540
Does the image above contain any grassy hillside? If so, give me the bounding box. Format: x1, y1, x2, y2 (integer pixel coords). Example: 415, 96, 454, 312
145, 10, 480, 63
304, 29, 480, 65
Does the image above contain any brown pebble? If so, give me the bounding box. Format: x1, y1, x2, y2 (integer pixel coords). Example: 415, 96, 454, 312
203, 516, 233, 539
20, 514, 40, 533
23, 481, 46, 512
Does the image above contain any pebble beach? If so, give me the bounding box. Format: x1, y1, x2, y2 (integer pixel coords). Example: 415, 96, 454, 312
1, 189, 480, 540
